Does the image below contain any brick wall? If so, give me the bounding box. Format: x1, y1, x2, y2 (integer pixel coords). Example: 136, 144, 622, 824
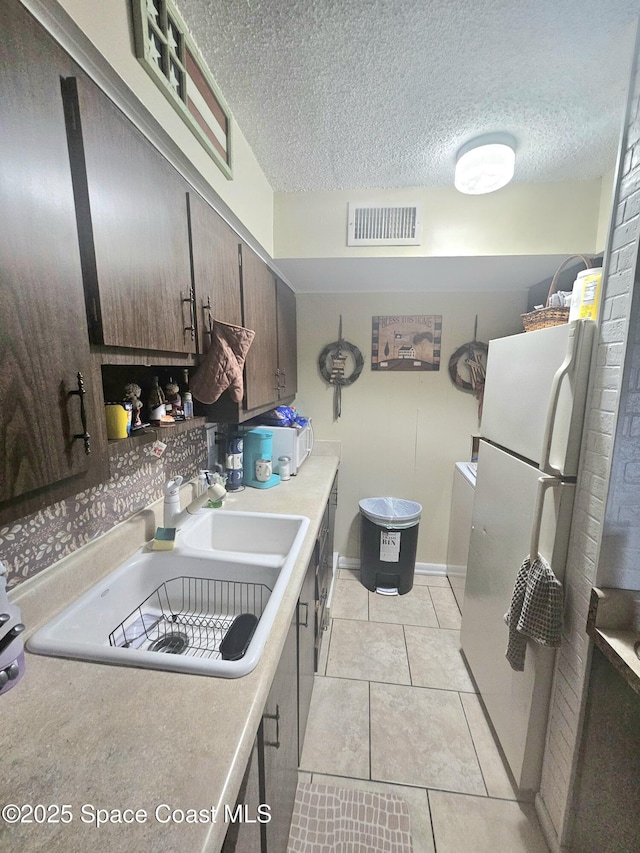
537, 23, 640, 849
598, 251, 640, 588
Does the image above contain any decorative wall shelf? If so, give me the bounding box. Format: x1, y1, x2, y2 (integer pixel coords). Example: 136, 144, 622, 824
107, 416, 206, 452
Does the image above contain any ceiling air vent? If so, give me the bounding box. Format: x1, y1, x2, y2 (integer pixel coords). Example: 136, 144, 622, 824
347, 202, 422, 246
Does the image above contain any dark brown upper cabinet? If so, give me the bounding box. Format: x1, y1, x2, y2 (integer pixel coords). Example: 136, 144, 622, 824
276, 279, 298, 401
62, 74, 195, 354
195, 245, 297, 422
241, 244, 280, 412
187, 191, 242, 354
0, 0, 107, 521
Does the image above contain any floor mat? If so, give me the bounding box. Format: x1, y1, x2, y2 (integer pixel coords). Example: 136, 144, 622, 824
287, 781, 412, 853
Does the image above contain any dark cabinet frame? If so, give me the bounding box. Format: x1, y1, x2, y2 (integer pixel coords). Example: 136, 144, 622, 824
0, 0, 109, 523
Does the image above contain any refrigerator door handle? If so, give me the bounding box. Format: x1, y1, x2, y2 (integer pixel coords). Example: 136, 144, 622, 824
529, 476, 562, 559
540, 322, 581, 476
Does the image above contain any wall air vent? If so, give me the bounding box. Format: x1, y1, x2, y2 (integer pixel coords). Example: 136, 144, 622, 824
347, 202, 422, 246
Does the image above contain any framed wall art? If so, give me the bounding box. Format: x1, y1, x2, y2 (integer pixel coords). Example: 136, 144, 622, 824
131, 0, 232, 178
371, 315, 442, 371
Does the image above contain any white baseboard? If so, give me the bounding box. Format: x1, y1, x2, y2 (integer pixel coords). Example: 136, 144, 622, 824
445, 566, 467, 579
415, 562, 448, 576
336, 557, 447, 577
337, 556, 360, 570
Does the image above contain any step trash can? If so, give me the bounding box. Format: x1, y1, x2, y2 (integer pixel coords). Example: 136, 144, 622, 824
359, 497, 422, 595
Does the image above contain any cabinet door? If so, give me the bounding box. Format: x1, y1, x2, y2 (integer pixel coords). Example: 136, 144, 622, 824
222, 736, 262, 853
328, 472, 338, 558
62, 75, 194, 353
187, 192, 242, 354
0, 0, 104, 508
241, 245, 278, 411
316, 473, 338, 660
298, 555, 316, 762
262, 617, 298, 853
276, 280, 297, 401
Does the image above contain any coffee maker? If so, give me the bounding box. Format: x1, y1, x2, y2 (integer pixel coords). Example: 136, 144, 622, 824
243, 429, 280, 489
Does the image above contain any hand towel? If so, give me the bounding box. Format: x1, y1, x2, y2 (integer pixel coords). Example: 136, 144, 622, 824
504, 554, 564, 671
190, 320, 255, 405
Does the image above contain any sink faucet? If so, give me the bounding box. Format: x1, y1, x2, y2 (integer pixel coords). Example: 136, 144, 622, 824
163, 476, 226, 529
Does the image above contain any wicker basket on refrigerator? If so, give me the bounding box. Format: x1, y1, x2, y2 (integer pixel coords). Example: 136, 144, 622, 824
521, 254, 592, 332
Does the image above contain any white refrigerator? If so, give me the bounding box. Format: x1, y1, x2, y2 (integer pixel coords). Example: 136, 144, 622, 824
460, 319, 595, 796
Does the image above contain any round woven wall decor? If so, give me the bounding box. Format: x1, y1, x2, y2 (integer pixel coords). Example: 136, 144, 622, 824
318, 340, 364, 387
447, 340, 488, 393
318, 317, 364, 419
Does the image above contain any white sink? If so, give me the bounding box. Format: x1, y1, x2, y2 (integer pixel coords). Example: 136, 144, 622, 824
28, 511, 309, 678
181, 510, 306, 566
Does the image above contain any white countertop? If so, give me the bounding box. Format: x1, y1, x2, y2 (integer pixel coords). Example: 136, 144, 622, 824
1, 454, 339, 853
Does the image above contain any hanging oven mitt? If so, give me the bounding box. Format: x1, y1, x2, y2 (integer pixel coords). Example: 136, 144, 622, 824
190, 321, 255, 405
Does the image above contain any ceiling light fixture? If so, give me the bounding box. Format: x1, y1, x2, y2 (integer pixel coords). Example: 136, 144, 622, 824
454, 133, 517, 195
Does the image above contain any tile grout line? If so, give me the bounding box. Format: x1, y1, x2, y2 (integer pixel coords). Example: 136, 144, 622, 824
426, 788, 439, 853
429, 584, 443, 629
314, 670, 478, 694
368, 678, 372, 782
402, 623, 414, 687
458, 691, 489, 798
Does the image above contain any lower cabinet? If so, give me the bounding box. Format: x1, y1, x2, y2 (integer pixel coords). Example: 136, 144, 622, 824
223, 474, 339, 852
222, 615, 298, 853
261, 615, 299, 852
316, 472, 338, 668
221, 736, 262, 853
297, 556, 316, 762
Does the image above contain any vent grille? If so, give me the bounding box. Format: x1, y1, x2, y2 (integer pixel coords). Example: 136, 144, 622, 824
347, 203, 422, 246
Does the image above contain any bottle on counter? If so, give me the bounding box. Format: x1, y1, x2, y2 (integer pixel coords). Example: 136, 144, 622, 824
197, 469, 209, 497
182, 369, 193, 419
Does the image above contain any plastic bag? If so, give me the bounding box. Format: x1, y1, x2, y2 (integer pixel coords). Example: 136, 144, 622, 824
254, 406, 308, 428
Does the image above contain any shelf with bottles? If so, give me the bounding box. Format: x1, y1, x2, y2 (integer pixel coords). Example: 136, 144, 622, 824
101, 364, 202, 448
106, 416, 207, 453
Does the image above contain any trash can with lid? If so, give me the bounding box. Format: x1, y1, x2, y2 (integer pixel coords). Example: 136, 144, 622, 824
359, 497, 422, 595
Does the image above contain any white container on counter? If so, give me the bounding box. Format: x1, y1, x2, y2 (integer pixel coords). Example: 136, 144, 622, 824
569, 267, 603, 322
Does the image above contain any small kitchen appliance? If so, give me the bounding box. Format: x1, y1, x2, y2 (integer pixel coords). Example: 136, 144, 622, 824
249, 422, 313, 475
243, 430, 280, 489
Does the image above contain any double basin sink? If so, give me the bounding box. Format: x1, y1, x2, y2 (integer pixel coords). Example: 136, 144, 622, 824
28, 510, 309, 678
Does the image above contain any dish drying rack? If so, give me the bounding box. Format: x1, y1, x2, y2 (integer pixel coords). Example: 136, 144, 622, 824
109, 577, 271, 659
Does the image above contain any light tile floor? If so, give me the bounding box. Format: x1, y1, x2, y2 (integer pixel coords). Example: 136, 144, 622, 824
298, 570, 550, 853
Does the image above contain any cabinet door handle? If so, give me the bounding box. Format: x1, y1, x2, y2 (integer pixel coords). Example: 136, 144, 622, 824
203, 295, 213, 338
182, 287, 196, 340
68, 371, 91, 455
298, 601, 309, 628
263, 704, 280, 748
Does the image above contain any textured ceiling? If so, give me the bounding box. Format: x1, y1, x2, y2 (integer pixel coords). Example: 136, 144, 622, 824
176, 0, 638, 193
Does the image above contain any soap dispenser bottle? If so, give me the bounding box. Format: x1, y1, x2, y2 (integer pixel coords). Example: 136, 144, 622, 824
163, 476, 184, 527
